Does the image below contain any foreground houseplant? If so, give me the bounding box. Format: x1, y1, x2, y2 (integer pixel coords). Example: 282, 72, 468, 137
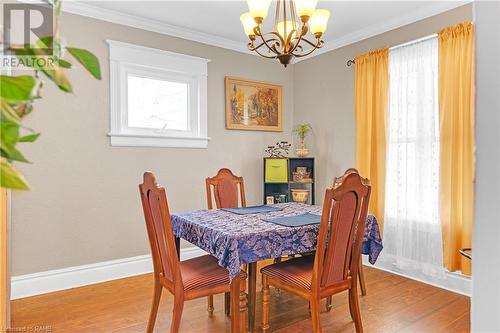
0, 0, 101, 190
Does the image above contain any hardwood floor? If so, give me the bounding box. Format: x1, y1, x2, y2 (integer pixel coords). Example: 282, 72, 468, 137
11, 264, 470, 333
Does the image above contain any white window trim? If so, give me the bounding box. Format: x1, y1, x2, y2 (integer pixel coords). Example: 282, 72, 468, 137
107, 40, 210, 148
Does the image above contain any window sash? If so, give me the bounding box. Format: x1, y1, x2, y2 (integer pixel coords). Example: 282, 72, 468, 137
118, 64, 199, 138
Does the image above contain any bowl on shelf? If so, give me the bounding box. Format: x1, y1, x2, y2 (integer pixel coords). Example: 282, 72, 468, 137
291, 189, 310, 203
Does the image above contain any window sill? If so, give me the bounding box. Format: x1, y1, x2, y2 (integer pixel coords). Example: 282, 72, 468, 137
108, 132, 210, 148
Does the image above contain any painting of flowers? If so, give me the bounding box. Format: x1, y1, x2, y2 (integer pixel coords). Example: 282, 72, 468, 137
225, 77, 283, 131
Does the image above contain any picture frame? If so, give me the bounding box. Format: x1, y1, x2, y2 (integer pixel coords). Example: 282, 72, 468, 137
225, 77, 283, 132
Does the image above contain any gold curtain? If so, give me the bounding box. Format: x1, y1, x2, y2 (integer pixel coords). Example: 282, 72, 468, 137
354, 48, 389, 233
438, 22, 475, 275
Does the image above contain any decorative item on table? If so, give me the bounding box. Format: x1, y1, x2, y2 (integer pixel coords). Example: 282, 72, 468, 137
225, 77, 283, 132
265, 141, 291, 158
266, 196, 275, 205
293, 123, 312, 157
291, 189, 310, 203
278, 194, 288, 203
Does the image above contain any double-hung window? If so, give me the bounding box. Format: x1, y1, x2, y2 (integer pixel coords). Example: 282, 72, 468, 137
107, 40, 209, 148
383, 35, 445, 277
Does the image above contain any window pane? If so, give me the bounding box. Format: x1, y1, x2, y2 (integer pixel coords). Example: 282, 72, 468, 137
127, 75, 188, 131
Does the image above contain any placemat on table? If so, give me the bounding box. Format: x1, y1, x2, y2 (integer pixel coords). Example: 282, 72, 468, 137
263, 213, 321, 227
222, 205, 284, 215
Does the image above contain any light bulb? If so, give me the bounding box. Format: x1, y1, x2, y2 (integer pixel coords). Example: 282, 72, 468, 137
240, 12, 257, 37
309, 9, 330, 37
277, 21, 299, 41
246, 0, 272, 22
295, 0, 318, 21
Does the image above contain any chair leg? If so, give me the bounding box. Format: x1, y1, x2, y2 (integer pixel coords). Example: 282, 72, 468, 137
146, 279, 162, 333
310, 297, 322, 333
326, 296, 332, 312
261, 275, 270, 333
349, 285, 363, 333
225, 292, 231, 316
170, 297, 184, 333
207, 296, 214, 316
359, 259, 367, 296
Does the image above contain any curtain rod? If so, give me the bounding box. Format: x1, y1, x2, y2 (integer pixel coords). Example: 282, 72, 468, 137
346, 33, 437, 67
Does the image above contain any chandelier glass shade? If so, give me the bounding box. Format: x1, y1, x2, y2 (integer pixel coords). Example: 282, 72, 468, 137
240, 0, 330, 67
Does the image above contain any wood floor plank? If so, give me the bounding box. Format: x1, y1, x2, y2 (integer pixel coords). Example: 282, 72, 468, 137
10, 265, 470, 333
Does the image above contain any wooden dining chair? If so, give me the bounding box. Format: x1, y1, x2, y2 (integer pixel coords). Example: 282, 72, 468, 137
325, 168, 367, 312
206, 168, 246, 210
139, 172, 247, 333
261, 169, 371, 333
206, 168, 246, 316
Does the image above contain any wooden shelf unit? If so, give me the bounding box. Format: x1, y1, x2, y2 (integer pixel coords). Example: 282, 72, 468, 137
263, 157, 315, 205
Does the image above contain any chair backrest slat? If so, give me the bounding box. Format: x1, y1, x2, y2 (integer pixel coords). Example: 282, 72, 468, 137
206, 168, 246, 209
313, 169, 371, 289
139, 172, 180, 285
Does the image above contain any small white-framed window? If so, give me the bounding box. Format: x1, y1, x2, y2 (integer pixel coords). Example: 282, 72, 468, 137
107, 40, 210, 148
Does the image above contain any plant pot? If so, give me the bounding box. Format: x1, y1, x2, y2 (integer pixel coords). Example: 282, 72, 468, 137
295, 141, 309, 157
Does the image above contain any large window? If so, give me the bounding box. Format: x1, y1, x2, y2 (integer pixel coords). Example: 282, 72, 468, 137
383, 36, 445, 277
107, 40, 209, 148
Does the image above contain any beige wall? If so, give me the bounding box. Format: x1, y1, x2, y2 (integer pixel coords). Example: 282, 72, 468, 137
11, 13, 294, 275
292, 4, 472, 204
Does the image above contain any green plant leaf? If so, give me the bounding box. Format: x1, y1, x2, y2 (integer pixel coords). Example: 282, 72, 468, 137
41, 68, 73, 92
0, 122, 19, 144
0, 160, 30, 190
18, 133, 40, 142
0, 145, 29, 163
0, 101, 21, 125
67, 47, 101, 79
57, 58, 72, 68
0, 76, 36, 102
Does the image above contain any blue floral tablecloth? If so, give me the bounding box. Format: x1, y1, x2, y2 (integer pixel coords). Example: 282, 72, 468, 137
171, 202, 383, 279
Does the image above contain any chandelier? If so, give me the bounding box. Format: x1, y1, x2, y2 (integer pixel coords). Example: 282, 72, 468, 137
240, 0, 330, 67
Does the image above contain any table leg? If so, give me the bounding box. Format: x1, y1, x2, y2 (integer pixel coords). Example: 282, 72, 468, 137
247, 262, 257, 332
231, 275, 243, 333
175, 237, 180, 260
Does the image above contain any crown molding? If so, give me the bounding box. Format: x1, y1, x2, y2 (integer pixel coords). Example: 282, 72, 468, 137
58, 0, 471, 64
61, 0, 252, 55
295, 0, 472, 63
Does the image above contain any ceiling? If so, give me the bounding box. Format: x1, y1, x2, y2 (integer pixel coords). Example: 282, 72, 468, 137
66, 1, 469, 58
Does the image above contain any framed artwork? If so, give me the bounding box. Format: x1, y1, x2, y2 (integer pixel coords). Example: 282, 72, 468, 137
225, 77, 283, 132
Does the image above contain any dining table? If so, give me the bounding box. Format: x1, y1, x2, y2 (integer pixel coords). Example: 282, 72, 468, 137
171, 202, 383, 332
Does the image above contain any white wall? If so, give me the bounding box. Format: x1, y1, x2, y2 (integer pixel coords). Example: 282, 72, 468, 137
471, 1, 500, 331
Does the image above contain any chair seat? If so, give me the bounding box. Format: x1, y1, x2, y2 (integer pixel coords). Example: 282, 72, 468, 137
181, 255, 246, 291
261, 255, 314, 291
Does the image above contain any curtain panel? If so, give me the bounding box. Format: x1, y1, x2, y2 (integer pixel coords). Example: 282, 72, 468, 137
354, 48, 389, 233
383, 36, 445, 278
438, 22, 475, 275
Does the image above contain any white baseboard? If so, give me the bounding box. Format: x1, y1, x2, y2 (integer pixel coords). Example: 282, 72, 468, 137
362, 256, 471, 297
10, 247, 206, 300
12, 248, 470, 300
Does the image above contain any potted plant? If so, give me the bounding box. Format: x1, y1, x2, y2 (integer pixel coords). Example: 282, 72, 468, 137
293, 123, 312, 157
